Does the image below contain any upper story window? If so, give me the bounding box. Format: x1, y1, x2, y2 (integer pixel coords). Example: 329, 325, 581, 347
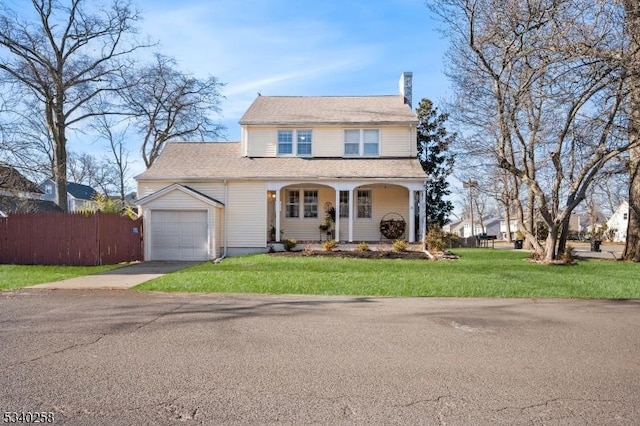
278, 129, 312, 156
45, 184, 53, 195
278, 130, 293, 155
344, 129, 379, 157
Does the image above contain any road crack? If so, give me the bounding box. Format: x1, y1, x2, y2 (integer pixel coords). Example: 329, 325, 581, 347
133, 303, 187, 332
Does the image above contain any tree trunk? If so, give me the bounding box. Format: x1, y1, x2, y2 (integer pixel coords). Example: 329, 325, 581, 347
53, 103, 68, 212
504, 207, 513, 242
557, 214, 571, 256
524, 188, 536, 250
624, 149, 640, 260
544, 225, 560, 262
624, 0, 640, 261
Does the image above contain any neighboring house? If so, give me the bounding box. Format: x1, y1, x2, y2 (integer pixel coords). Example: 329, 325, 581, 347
606, 201, 629, 242
500, 218, 518, 240
40, 179, 98, 212
443, 216, 500, 239
0, 165, 62, 216
136, 72, 428, 260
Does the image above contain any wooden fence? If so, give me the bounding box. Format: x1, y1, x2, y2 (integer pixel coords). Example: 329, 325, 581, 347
0, 212, 143, 265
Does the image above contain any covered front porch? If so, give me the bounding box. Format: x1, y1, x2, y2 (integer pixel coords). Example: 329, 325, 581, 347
266, 181, 426, 244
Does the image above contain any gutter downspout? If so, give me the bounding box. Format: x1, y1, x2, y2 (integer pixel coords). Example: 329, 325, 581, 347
213, 179, 229, 263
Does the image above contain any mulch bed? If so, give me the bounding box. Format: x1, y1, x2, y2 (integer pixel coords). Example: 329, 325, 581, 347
271, 250, 448, 260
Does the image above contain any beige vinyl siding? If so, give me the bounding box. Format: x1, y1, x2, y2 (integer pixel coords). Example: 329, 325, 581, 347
338, 186, 409, 241
280, 186, 334, 241
138, 181, 225, 202
243, 125, 415, 158
246, 127, 277, 157
379, 126, 416, 157
226, 181, 266, 247
311, 127, 342, 157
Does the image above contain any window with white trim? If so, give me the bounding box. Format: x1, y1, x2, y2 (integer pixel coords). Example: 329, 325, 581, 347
277, 129, 313, 156
343, 129, 379, 157
303, 190, 318, 218
357, 190, 372, 219
339, 191, 349, 218
297, 130, 312, 156
278, 130, 293, 155
285, 190, 299, 218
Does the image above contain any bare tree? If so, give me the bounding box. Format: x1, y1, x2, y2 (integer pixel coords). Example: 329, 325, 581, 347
118, 53, 225, 168
0, 0, 149, 211
622, 0, 640, 261
430, 0, 633, 262
92, 115, 132, 202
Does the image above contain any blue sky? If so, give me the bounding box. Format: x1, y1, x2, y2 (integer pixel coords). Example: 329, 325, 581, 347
138, 0, 451, 141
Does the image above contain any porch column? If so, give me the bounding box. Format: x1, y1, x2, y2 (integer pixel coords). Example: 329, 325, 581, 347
348, 189, 354, 242
409, 190, 416, 242
334, 190, 340, 242
419, 189, 426, 242
275, 189, 281, 242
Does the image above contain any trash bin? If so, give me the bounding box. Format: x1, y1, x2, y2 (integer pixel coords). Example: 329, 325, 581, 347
514, 240, 523, 249
590, 240, 601, 252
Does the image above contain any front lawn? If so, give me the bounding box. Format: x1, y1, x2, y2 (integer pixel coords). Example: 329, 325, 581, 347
135, 249, 640, 299
0, 264, 121, 290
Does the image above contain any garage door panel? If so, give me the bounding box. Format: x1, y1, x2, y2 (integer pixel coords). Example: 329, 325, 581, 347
150, 210, 208, 261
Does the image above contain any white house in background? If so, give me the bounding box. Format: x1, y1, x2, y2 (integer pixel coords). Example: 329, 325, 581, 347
500, 218, 518, 240
39, 179, 98, 212
445, 216, 500, 238
606, 201, 629, 242
135, 72, 428, 261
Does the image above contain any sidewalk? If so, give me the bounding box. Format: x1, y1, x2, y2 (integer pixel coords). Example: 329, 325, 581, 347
28, 261, 197, 290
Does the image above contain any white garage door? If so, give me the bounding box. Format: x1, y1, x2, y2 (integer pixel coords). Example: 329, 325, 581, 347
150, 210, 208, 261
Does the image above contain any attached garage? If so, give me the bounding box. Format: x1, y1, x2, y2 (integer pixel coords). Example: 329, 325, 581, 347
137, 184, 224, 261
150, 210, 208, 261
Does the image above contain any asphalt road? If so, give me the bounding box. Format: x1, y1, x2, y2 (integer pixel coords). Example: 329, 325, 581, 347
1, 290, 638, 425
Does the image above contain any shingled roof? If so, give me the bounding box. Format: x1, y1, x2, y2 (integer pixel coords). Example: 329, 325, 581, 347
136, 142, 426, 181
239, 95, 417, 125
0, 165, 42, 194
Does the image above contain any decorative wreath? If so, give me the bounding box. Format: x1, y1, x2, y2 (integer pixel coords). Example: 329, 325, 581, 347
380, 212, 406, 239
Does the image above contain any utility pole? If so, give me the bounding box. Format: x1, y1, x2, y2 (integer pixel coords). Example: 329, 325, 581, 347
463, 180, 478, 240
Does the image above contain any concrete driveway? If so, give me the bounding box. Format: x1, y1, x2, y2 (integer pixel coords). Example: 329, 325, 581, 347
0, 291, 638, 425
27, 261, 197, 290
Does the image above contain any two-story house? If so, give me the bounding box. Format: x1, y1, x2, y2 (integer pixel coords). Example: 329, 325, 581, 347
0, 165, 62, 216
39, 179, 99, 212
135, 72, 427, 261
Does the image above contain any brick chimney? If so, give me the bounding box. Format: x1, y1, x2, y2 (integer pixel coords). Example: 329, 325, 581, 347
399, 71, 412, 108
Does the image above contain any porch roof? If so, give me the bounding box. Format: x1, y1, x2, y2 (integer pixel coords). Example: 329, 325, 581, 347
136, 142, 426, 181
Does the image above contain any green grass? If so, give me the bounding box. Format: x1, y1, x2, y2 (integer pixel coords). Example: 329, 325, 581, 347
0, 264, 121, 290
135, 249, 640, 299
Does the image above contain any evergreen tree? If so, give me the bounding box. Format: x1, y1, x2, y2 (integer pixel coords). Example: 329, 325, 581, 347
416, 98, 456, 231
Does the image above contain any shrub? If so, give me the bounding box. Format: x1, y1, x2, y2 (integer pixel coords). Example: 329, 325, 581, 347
283, 239, 297, 251
303, 244, 314, 256
425, 227, 447, 252
558, 246, 576, 265
392, 239, 407, 252
357, 241, 370, 252
323, 239, 338, 252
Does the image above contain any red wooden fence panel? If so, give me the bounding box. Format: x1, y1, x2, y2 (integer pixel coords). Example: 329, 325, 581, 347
0, 212, 143, 265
